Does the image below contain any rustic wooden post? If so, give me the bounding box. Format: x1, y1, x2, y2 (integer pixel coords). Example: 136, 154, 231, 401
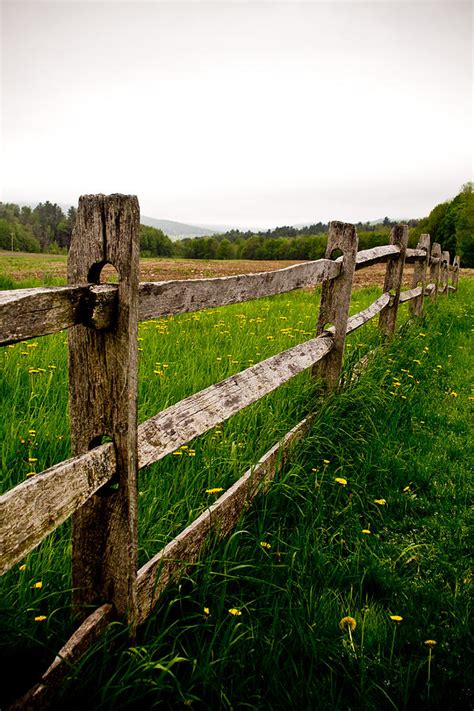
452, 255, 461, 290
410, 233, 430, 317
429, 242, 442, 299
378, 224, 408, 339
312, 221, 358, 389
441, 250, 450, 295
68, 194, 140, 629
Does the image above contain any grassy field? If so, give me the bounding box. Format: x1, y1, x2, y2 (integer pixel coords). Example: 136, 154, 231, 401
0, 257, 472, 709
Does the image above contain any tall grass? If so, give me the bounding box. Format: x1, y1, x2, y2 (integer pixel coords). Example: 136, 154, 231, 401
1, 278, 472, 709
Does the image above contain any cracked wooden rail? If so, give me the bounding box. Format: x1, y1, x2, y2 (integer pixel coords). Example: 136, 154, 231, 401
0, 245, 428, 346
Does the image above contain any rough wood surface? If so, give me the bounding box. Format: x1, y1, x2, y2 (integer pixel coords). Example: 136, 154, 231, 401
399, 286, 423, 303
137, 335, 333, 469
378, 225, 408, 339
11, 604, 114, 711
139, 259, 340, 321
345, 293, 390, 332
0, 445, 115, 575
0, 285, 88, 346
352, 244, 399, 270
68, 194, 140, 625
451, 255, 460, 290
136, 418, 310, 623
313, 222, 358, 389
441, 250, 450, 295
409, 234, 430, 317
405, 247, 428, 262
429, 243, 442, 299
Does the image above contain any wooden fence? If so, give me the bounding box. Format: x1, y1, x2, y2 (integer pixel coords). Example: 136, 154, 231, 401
0, 194, 461, 708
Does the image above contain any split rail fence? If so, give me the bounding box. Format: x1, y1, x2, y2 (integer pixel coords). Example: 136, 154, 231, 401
0, 194, 461, 708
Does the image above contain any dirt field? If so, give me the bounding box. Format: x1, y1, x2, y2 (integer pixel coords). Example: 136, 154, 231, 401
1, 251, 472, 288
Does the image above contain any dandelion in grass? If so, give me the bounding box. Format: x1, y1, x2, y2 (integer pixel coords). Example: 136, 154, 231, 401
28, 458, 38, 463
424, 639, 437, 693
339, 616, 356, 654
33, 581, 43, 589
323, 459, 330, 465
361, 529, 371, 535
389, 615, 403, 665
260, 541, 271, 550
19, 564, 26, 571
334, 477, 347, 486
374, 499, 386, 506
203, 607, 210, 618
34, 615, 47, 622
228, 608, 242, 616
206, 487, 224, 495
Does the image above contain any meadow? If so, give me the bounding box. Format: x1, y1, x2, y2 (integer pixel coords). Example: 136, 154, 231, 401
0, 255, 472, 709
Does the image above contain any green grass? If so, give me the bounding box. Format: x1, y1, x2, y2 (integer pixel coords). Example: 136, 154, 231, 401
0, 278, 472, 709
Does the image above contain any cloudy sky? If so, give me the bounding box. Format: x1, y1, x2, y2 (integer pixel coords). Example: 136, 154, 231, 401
1, 0, 472, 228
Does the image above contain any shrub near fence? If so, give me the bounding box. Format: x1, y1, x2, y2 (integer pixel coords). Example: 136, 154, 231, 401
0, 194, 461, 708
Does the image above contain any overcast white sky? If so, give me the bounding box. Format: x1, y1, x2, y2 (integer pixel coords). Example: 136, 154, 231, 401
1, 0, 472, 228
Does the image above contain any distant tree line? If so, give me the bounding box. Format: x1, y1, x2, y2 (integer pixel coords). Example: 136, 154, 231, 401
1, 185, 472, 265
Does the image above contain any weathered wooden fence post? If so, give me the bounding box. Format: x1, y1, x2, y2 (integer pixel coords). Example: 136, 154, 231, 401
312, 221, 358, 389
410, 233, 430, 317
441, 250, 450, 295
378, 224, 408, 339
451, 255, 461, 291
68, 194, 140, 629
429, 242, 442, 299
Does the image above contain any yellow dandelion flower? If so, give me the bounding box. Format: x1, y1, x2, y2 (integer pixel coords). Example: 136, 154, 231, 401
389, 615, 403, 622
206, 487, 224, 494
335, 477, 347, 486
172, 451, 183, 456
339, 616, 357, 631
361, 529, 371, 535
323, 459, 330, 465
374, 499, 386, 505
424, 639, 437, 647
28, 458, 38, 463
228, 608, 242, 616
260, 541, 271, 549
19, 564, 26, 571
413, 359, 421, 365
34, 615, 47, 622
203, 607, 210, 617
33, 581, 43, 589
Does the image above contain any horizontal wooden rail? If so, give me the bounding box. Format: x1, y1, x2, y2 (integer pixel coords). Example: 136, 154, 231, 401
0, 445, 116, 576
136, 417, 311, 622
0, 259, 340, 346
0, 244, 430, 346
398, 286, 423, 303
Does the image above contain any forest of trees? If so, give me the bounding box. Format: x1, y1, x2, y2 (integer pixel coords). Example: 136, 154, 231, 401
1, 184, 472, 266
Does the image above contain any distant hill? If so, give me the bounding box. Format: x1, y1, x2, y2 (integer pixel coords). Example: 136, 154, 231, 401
141, 216, 218, 240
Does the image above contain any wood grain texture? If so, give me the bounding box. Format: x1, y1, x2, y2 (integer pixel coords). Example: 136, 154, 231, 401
138, 259, 340, 321
137, 335, 333, 469
399, 287, 423, 304
405, 247, 428, 262
0, 285, 89, 346
441, 250, 450, 295
429, 243, 442, 299
136, 418, 311, 623
378, 225, 408, 339
345, 293, 391, 332
313, 222, 358, 389
0, 445, 115, 576
11, 604, 114, 711
451, 255, 460, 290
68, 194, 140, 624
409, 234, 430, 317
348, 244, 399, 270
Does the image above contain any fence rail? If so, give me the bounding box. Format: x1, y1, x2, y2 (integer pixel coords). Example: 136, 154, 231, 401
0, 194, 461, 709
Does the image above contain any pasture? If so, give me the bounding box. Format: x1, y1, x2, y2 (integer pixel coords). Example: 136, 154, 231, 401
0, 248, 472, 710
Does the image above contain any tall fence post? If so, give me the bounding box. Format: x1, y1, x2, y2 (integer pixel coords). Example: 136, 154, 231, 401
312, 221, 358, 389
378, 224, 408, 339
452, 255, 461, 291
429, 242, 442, 299
410, 233, 430, 317
441, 250, 450, 295
68, 194, 140, 629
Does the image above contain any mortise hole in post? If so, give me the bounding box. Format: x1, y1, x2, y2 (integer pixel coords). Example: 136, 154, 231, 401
330, 248, 343, 260
89, 435, 120, 496
88, 261, 120, 285
322, 322, 335, 333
